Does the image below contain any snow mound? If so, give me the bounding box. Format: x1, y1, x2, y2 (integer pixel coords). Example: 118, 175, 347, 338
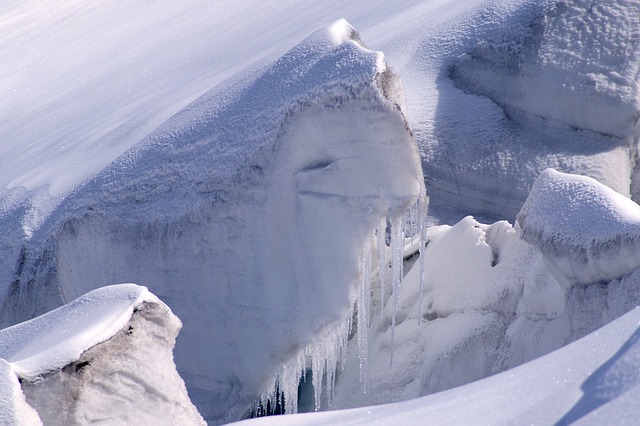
517, 168, 640, 287
0, 284, 204, 425
1, 20, 424, 423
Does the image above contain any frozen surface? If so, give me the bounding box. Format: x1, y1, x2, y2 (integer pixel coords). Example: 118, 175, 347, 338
0, 284, 153, 379
231, 305, 640, 426
517, 168, 640, 287
0, 284, 204, 425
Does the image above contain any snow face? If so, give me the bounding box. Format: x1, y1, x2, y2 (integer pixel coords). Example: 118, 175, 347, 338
1, 20, 424, 423
451, 0, 640, 140
517, 168, 640, 287
0, 284, 204, 425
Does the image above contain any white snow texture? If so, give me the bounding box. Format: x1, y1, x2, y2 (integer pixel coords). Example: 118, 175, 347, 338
2, 0, 640, 425
0, 284, 204, 425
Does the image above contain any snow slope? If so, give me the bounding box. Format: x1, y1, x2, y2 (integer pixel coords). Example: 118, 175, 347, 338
0, 284, 204, 425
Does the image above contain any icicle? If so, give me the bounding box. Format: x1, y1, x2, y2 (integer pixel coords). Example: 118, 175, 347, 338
389, 215, 404, 368
311, 353, 323, 411
376, 219, 386, 319
358, 241, 371, 393
417, 196, 428, 325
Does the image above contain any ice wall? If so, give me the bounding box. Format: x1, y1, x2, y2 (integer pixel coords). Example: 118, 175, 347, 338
0, 284, 204, 425
0, 20, 424, 423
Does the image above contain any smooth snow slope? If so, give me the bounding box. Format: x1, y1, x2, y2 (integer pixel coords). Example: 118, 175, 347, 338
0, 284, 204, 425
232, 305, 640, 426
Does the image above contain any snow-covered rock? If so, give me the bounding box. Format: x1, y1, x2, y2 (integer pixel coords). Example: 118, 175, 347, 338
517, 168, 640, 287
1, 20, 424, 423
0, 284, 204, 425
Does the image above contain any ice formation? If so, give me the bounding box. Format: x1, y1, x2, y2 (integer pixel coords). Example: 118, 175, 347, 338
0, 284, 204, 425
232, 305, 640, 426
0, 19, 424, 423
517, 168, 640, 287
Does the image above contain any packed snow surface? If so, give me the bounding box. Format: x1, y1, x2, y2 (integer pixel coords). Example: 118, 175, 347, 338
0, 284, 153, 379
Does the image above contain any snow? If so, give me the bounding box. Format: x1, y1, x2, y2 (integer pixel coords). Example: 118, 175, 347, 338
0, 284, 204, 425
0, 359, 41, 426
517, 168, 640, 287
1, 0, 640, 424
2, 18, 424, 423
0, 284, 152, 379
231, 305, 640, 426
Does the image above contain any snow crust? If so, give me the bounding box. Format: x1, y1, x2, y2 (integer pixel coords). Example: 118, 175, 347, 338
0, 284, 153, 380
517, 168, 640, 287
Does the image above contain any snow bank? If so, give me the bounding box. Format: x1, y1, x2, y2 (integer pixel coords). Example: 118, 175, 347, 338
0, 284, 204, 425
231, 305, 640, 426
424, 0, 640, 221
0, 359, 41, 426
517, 168, 640, 287
1, 20, 423, 423
451, 0, 640, 140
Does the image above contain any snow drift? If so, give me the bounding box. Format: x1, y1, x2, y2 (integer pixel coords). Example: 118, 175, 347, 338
0, 20, 424, 423
517, 168, 640, 287
0, 284, 204, 425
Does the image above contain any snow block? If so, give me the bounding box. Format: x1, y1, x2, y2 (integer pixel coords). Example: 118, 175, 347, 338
1, 19, 424, 423
516, 168, 640, 287
0, 284, 205, 425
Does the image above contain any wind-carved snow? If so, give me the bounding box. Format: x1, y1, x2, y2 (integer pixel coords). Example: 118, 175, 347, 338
0, 19, 424, 423
0, 284, 204, 425
452, 0, 640, 140
424, 0, 640, 221
517, 168, 640, 287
